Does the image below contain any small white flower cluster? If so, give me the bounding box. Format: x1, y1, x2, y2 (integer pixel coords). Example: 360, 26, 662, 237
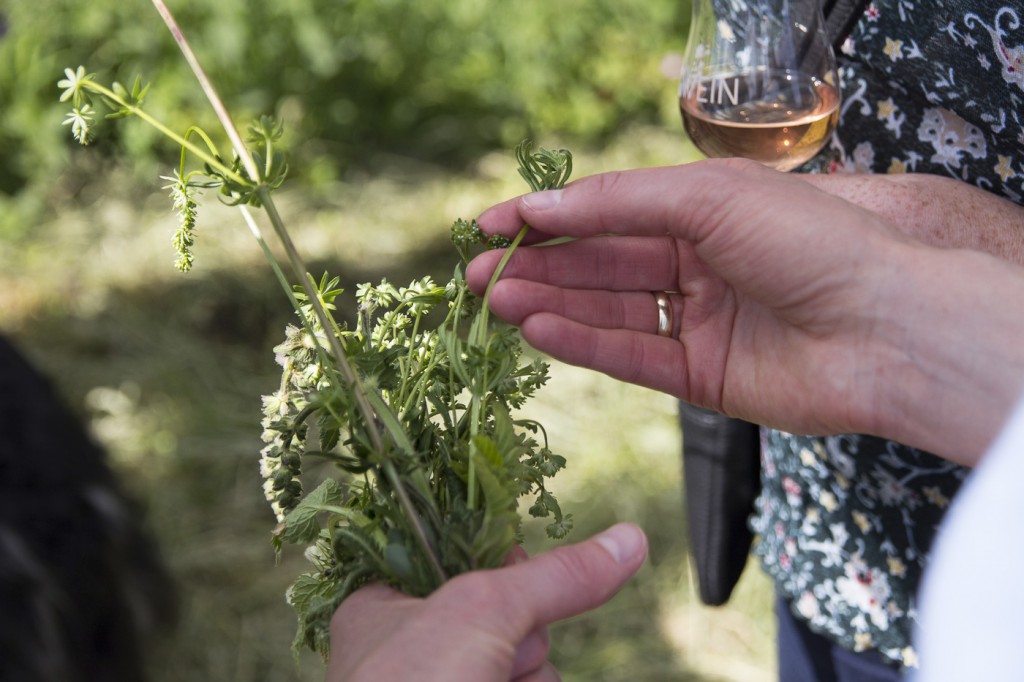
259, 325, 326, 522
58, 66, 95, 145
161, 170, 201, 272
357, 276, 447, 356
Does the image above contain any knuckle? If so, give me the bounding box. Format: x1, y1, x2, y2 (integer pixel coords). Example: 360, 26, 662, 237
575, 171, 630, 231
583, 169, 628, 199
440, 570, 504, 611
330, 583, 392, 634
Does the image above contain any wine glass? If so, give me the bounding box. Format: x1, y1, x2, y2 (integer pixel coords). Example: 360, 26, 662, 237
678, 0, 839, 172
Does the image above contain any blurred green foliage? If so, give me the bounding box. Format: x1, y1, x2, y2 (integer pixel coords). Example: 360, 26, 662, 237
0, 2, 779, 677
0, 0, 689, 238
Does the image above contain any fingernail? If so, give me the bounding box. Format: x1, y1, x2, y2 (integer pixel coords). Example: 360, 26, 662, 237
594, 523, 646, 564
521, 189, 563, 211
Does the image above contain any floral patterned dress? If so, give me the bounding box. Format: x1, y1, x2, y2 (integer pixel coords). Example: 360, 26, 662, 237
750, 0, 1024, 669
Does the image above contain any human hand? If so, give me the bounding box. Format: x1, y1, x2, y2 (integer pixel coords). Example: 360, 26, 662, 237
466, 159, 1024, 466
326, 523, 648, 682
797, 171, 1024, 264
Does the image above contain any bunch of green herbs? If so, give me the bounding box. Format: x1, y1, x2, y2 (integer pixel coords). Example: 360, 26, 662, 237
59, 0, 573, 661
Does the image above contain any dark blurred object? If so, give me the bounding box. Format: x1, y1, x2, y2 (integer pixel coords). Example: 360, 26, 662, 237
0, 336, 177, 682
823, 0, 874, 51
679, 403, 760, 606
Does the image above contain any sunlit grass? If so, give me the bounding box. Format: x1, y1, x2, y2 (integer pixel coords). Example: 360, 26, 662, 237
0, 123, 772, 681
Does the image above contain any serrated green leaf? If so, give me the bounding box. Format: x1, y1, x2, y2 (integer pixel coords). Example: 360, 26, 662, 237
546, 513, 574, 540
471, 434, 504, 470
471, 452, 518, 567
281, 479, 344, 543
287, 572, 336, 614
489, 405, 527, 465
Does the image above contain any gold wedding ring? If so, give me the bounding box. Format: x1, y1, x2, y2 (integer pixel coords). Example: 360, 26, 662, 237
654, 292, 672, 337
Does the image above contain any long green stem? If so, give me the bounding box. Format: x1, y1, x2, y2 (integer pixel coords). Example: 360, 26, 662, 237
396, 311, 423, 410
150, 0, 260, 184
148, 0, 446, 583
258, 192, 380, 444
381, 461, 446, 586
479, 225, 530, 340
153, 0, 376, 435
81, 81, 246, 186
260, 193, 446, 583
466, 224, 530, 510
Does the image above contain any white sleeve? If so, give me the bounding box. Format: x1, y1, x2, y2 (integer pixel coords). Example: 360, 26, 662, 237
915, 396, 1024, 681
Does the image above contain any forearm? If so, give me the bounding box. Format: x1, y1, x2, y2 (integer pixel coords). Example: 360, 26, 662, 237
802, 173, 1024, 265
870, 244, 1024, 466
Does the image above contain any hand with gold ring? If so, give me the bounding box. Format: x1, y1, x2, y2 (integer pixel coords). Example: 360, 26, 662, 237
465, 159, 1024, 468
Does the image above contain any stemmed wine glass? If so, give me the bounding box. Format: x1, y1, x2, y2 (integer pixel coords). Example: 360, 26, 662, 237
678, 0, 840, 172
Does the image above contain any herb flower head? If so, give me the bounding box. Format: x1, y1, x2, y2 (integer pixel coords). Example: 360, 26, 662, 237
58, 65, 94, 107
161, 171, 200, 272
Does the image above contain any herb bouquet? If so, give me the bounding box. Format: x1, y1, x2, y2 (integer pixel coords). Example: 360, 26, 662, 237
59, 0, 573, 660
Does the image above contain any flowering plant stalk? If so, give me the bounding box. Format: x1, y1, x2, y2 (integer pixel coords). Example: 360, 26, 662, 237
59, 0, 573, 660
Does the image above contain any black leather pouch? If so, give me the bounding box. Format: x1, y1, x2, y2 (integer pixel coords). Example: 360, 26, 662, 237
680, 404, 761, 605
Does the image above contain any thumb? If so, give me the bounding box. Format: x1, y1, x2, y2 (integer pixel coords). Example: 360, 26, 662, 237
491, 522, 649, 638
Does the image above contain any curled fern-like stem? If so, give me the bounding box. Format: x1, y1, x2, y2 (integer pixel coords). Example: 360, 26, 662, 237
74, 79, 246, 186
466, 141, 572, 510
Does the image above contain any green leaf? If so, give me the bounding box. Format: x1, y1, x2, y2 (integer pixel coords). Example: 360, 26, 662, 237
489, 405, 527, 466
287, 571, 344, 664
407, 290, 447, 307
360, 391, 411, 454
546, 513, 575, 540
471, 434, 504, 471
131, 75, 151, 103
471, 450, 519, 567
383, 532, 417, 585
281, 479, 344, 543
439, 328, 471, 388
287, 572, 336, 615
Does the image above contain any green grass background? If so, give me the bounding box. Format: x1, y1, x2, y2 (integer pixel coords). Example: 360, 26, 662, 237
0, 1, 776, 679
1, 130, 775, 681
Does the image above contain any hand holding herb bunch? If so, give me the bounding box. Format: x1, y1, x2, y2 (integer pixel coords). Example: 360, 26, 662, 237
59, 0, 573, 661
327, 522, 648, 682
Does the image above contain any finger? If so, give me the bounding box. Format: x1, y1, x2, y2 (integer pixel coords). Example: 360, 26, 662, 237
334, 582, 409, 612
432, 524, 649, 647
490, 160, 771, 243
510, 626, 550, 678
518, 313, 690, 398
475, 194, 561, 244
500, 158, 896, 272
466, 235, 680, 296
485, 279, 682, 338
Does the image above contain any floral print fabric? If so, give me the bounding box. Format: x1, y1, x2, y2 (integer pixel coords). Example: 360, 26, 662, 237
752, 431, 968, 667
752, 0, 1024, 669
811, 0, 1024, 191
